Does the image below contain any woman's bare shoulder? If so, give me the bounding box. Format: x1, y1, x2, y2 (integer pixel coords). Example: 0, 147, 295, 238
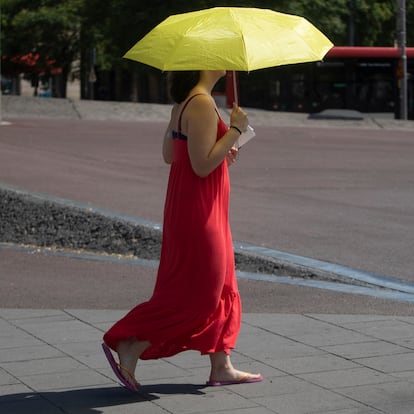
186, 94, 216, 117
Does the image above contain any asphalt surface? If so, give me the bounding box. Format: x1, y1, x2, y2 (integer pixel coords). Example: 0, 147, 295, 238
1, 96, 414, 413
1, 96, 414, 283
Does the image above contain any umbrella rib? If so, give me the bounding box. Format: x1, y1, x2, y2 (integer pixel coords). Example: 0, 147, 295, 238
229, 8, 249, 71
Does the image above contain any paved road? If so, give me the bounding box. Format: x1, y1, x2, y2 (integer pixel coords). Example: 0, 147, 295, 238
3, 245, 414, 314
1, 115, 413, 283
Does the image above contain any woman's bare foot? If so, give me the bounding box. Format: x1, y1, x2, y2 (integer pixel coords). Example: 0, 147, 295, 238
208, 351, 262, 384
116, 338, 150, 387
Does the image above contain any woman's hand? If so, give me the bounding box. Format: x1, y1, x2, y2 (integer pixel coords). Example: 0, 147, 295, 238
230, 102, 248, 133
226, 147, 238, 166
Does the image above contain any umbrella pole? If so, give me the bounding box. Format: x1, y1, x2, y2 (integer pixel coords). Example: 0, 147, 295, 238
232, 71, 238, 106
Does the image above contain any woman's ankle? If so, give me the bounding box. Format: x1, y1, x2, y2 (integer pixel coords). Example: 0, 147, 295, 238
209, 352, 234, 375
117, 339, 150, 356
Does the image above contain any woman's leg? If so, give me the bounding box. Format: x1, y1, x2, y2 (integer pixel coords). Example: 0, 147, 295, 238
209, 351, 262, 383
116, 338, 150, 385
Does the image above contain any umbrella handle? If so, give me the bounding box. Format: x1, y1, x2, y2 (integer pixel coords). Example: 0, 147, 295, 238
232, 71, 238, 106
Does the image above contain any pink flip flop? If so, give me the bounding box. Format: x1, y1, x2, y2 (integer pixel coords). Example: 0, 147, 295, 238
206, 373, 263, 386
101, 343, 140, 392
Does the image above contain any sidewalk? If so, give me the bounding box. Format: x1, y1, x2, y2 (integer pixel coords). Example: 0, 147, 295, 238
2, 95, 414, 130
1, 308, 414, 413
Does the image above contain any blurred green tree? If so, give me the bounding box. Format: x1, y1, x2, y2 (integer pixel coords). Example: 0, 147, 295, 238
1, 0, 82, 97
1, 0, 412, 100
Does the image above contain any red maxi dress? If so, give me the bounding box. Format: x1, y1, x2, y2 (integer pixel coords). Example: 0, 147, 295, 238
103, 95, 241, 359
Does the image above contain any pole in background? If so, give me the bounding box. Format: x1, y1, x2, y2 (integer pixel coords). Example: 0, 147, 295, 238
0, 3, 11, 126
397, 0, 408, 120
348, 0, 355, 46
88, 48, 97, 100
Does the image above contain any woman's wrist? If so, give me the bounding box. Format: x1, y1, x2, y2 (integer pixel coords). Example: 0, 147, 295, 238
229, 125, 242, 135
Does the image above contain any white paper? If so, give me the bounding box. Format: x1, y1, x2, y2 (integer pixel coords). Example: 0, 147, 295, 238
235, 125, 256, 149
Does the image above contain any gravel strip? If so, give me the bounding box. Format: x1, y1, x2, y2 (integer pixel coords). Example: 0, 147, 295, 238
1, 187, 381, 288
0, 188, 297, 276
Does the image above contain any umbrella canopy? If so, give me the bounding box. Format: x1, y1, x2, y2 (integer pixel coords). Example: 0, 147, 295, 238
124, 7, 333, 71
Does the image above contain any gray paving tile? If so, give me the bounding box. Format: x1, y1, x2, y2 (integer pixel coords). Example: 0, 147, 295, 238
390, 370, 414, 383
134, 360, 192, 383
138, 381, 209, 396
396, 316, 414, 325
0, 329, 46, 349
0, 398, 62, 414
391, 337, 414, 350
94, 322, 116, 332
318, 409, 382, 414
343, 319, 414, 341
95, 401, 170, 414
0, 382, 34, 397
0, 309, 66, 320
374, 399, 414, 414
9, 314, 74, 327
154, 388, 260, 414
166, 350, 211, 370
253, 389, 362, 414
287, 330, 372, 347
55, 340, 107, 369
244, 315, 371, 347
20, 369, 113, 391
0, 367, 19, 386
297, 367, 397, 388
267, 354, 359, 375
2, 356, 87, 377
37, 386, 155, 413
335, 380, 414, 406
99, 358, 194, 386
0, 344, 64, 363
0, 320, 21, 335
37, 326, 103, 345
231, 374, 322, 399
321, 340, 410, 359
356, 352, 414, 373
243, 313, 309, 327
198, 408, 278, 414
65, 309, 128, 324
8, 316, 104, 346
307, 314, 395, 325
247, 316, 327, 339
236, 331, 324, 360
20, 318, 93, 334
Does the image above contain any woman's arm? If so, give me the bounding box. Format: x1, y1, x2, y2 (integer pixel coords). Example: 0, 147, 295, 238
185, 96, 247, 177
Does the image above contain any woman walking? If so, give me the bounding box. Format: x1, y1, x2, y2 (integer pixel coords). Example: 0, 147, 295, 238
102, 70, 262, 391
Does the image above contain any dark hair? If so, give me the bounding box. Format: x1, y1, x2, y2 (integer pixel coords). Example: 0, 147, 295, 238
168, 71, 201, 103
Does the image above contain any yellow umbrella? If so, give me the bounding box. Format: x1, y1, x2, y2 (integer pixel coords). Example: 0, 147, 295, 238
124, 7, 333, 72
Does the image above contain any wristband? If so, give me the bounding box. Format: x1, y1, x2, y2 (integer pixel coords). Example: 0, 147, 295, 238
230, 125, 242, 135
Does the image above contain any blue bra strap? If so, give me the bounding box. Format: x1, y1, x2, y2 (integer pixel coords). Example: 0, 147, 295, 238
172, 130, 188, 140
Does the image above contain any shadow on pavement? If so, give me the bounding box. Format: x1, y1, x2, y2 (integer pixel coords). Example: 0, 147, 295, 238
0, 384, 206, 413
